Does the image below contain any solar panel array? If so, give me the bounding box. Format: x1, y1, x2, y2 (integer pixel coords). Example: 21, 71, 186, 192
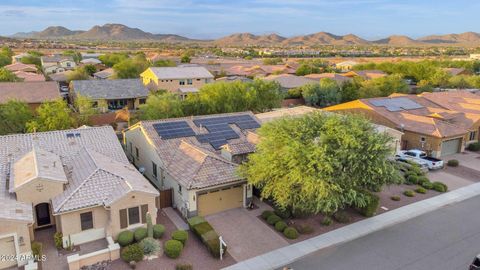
370, 97, 424, 112
152, 121, 196, 140
193, 115, 261, 150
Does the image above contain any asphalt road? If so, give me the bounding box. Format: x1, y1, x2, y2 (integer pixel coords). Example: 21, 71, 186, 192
281, 195, 480, 270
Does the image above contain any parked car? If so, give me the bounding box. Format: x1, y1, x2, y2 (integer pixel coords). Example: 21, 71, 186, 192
396, 149, 444, 170
60, 85, 69, 92
470, 254, 480, 270
394, 157, 429, 173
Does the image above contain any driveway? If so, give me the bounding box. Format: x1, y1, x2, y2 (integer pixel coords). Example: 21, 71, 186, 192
205, 199, 289, 262
428, 151, 480, 190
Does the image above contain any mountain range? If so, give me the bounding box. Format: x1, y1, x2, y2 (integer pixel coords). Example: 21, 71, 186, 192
9, 24, 480, 46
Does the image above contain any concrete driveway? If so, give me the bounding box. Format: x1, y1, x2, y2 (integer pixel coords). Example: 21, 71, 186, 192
205, 200, 289, 262
428, 151, 480, 190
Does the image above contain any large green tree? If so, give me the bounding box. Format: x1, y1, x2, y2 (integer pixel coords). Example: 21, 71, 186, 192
301, 78, 341, 107
239, 113, 402, 214
138, 92, 184, 120
26, 99, 75, 132
113, 54, 150, 79
358, 74, 409, 98
0, 100, 34, 135
0, 68, 22, 82
74, 95, 96, 125
98, 53, 129, 67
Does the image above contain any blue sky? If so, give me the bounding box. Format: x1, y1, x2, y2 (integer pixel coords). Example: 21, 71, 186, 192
0, 0, 478, 39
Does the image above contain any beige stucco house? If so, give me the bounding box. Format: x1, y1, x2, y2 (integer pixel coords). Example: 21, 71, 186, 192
123, 112, 260, 218
41, 55, 76, 74
0, 126, 158, 269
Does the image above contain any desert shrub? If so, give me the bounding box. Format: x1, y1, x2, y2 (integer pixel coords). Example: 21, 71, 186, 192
432, 182, 448, 192
31, 242, 42, 260
294, 224, 314, 234
261, 210, 274, 220
118, 230, 135, 247
333, 211, 351, 223
187, 216, 206, 228
266, 214, 282, 225
359, 193, 380, 217
407, 175, 419, 185
467, 142, 480, 151
121, 243, 144, 262
417, 176, 430, 185
164, 240, 183, 259
286, 88, 302, 99
54, 232, 63, 249
153, 224, 165, 239
176, 264, 193, 270
274, 207, 291, 219
415, 187, 427, 194
134, 227, 148, 242
403, 190, 415, 197
321, 216, 333, 226
188, 217, 226, 258
390, 196, 401, 201
139, 237, 160, 256
172, 230, 188, 245
283, 227, 299, 239
447, 159, 459, 167
274, 221, 288, 232
421, 181, 434, 189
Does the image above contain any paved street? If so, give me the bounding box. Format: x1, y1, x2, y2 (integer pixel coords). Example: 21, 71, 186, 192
281, 194, 480, 270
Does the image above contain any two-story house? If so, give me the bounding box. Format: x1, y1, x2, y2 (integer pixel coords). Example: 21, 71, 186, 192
41, 55, 76, 74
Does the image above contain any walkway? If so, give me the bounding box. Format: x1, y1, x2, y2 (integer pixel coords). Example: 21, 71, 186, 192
223, 182, 480, 270
162, 207, 189, 230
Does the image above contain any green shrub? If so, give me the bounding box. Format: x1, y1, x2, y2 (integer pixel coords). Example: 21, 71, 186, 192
134, 227, 148, 242
294, 224, 314, 234
291, 208, 310, 218
147, 213, 153, 239
139, 237, 160, 256
164, 240, 183, 259
54, 232, 63, 249
286, 88, 302, 99
467, 142, 480, 151
274, 207, 291, 219
274, 221, 288, 232
359, 193, 380, 217
407, 175, 419, 185
447, 159, 459, 167
121, 243, 144, 262
153, 224, 165, 239
176, 264, 193, 270
403, 190, 415, 197
31, 242, 42, 260
266, 214, 282, 225
192, 222, 214, 236
187, 216, 206, 228
321, 216, 333, 226
432, 182, 448, 192
415, 187, 427, 194
261, 210, 274, 220
333, 211, 351, 223
421, 181, 433, 189
117, 230, 135, 247
172, 230, 188, 245
283, 227, 299, 239
189, 219, 225, 258
390, 196, 401, 201
205, 238, 224, 258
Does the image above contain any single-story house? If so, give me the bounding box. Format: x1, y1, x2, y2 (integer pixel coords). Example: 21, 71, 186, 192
325, 91, 480, 157
4, 63, 37, 73
93, 68, 115, 80
70, 79, 149, 112
263, 74, 317, 90
0, 81, 61, 109
305, 73, 352, 85
4, 63, 45, 82
343, 70, 387, 80
0, 126, 158, 269
80, 58, 102, 65
41, 55, 76, 74
123, 112, 261, 218
226, 64, 296, 77
335, 60, 358, 71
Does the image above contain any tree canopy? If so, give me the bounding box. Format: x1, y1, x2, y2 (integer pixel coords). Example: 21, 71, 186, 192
113, 54, 150, 79
0, 68, 22, 82
0, 46, 13, 67
0, 100, 34, 135
300, 78, 341, 107
153, 59, 176, 67
239, 113, 402, 214
26, 99, 75, 132
138, 92, 184, 120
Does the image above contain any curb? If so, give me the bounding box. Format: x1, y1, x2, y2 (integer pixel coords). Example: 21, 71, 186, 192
222, 182, 480, 270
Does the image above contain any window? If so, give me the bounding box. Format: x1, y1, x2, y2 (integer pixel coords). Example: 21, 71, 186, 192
80, 212, 93, 231
179, 80, 185, 85
420, 137, 426, 142
196, 78, 201, 81
139, 98, 146, 105
469, 131, 477, 141
136, 147, 139, 159
152, 161, 157, 178
129, 142, 133, 154
178, 184, 182, 194
187, 79, 193, 85
128, 207, 140, 225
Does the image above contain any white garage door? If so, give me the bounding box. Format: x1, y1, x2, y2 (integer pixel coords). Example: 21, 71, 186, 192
0, 236, 16, 269
441, 138, 461, 156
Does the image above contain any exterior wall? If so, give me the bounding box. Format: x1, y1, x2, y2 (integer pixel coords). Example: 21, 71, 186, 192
108, 191, 157, 240
58, 207, 108, 247
140, 69, 212, 92
15, 178, 64, 206
0, 220, 32, 266
67, 237, 120, 270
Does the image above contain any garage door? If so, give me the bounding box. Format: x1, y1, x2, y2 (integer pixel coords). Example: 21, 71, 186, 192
0, 236, 16, 269
198, 185, 243, 216
441, 138, 461, 156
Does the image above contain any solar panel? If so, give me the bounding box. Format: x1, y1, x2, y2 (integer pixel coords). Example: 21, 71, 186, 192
371, 97, 423, 111
153, 121, 196, 140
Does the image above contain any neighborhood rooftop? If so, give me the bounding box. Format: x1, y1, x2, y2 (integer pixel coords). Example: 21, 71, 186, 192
148, 66, 214, 80
71, 79, 149, 99
0, 81, 60, 104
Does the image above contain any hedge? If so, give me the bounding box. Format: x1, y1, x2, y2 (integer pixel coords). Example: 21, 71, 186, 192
406, 175, 419, 185
261, 210, 274, 220
134, 227, 148, 242
153, 224, 165, 239
118, 230, 135, 247
172, 230, 188, 245
274, 221, 288, 232
187, 217, 225, 258
187, 216, 206, 228
121, 243, 144, 262
467, 142, 480, 151
421, 181, 433, 189
266, 214, 282, 225
164, 240, 183, 259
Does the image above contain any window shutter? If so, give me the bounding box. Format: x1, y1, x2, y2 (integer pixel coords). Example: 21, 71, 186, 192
141, 204, 148, 223
119, 209, 128, 229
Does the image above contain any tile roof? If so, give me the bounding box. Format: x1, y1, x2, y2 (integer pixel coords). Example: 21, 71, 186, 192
0, 81, 60, 104
80, 58, 102, 64
72, 79, 149, 99
255, 106, 319, 123
93, 68, 114, 79
138, 112, 260, 189
148, 66, 214, 80
0, 126, 158, 219
215, 76, 254, 83
4, 63, 37, 72
41, 55, 74, 63
14, 71, 46, 82
304, 73, 352, 84
226, 65, 295, 77
263, 74, 317, 89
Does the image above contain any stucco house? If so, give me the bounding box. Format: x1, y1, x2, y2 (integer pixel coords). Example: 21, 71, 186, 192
325, 91, 480, 157
4, 63, 45, 82
41, 55, 76, 74
70, 79, 149, 112
263, 74, 317, 90
140, 66, 214, 98
123, 112, 261, 218
0, 81, 61, 110
0, 126, 158, 269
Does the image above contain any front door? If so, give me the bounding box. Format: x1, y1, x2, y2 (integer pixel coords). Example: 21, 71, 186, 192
35, 203, 51, 227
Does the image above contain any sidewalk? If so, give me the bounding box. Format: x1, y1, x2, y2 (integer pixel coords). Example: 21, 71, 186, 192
163, 207, 189, 230
222, 182, 480, 270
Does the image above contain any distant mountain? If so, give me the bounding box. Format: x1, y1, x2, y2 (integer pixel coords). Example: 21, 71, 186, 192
10, 31, 38, 38
419, 32, 480, 44
283, 32, 368, 46
373, 35, 422, 46
33, 26, 84, 39
214, 33, 286, 46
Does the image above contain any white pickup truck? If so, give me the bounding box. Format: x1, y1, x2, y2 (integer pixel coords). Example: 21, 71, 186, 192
396, 149, 444, 170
